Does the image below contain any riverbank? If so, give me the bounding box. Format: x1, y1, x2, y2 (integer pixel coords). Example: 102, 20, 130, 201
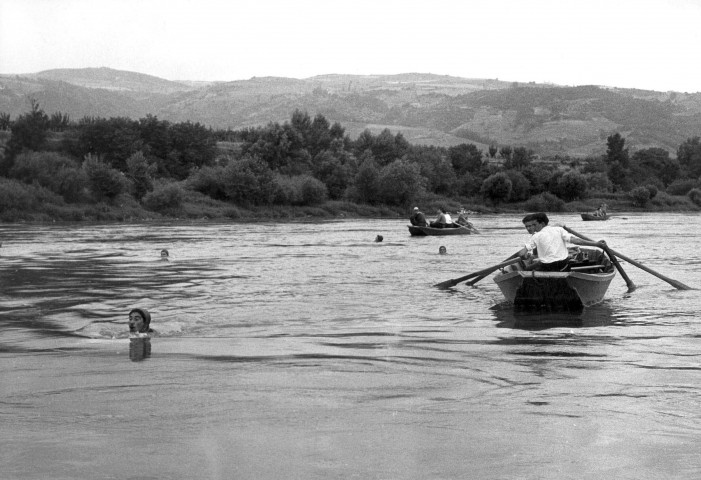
1, 187, 699, 223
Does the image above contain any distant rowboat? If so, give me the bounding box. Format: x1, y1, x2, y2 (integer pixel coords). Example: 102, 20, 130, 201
408, 224, 479, 236
581, 213, 610, 221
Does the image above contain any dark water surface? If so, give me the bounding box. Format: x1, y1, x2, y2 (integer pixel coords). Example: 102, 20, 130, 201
2, 214, 701, 479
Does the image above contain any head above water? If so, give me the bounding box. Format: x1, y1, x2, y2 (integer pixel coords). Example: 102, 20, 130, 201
128, 308, 151, 333
160, 249, 169, 258
439, 246, 447, 255
375, 235, 383, 242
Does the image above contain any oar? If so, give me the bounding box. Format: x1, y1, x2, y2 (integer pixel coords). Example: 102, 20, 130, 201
465, 250, 522, 287
563, 226, 636, 291
602, 245, 636, 292
563, 226, 692, 291
434, 257, 521, 290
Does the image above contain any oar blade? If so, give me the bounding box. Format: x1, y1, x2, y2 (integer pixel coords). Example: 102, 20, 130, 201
668, 279, 694, 291
433, 257, 521, 290
434, 279, 458, 290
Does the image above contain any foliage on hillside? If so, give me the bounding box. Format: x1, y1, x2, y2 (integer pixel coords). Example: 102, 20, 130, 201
0, 102, 700, 222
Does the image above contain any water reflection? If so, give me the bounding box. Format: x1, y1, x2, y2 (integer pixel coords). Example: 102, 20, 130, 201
129, 338, 151, 362
491, 302, 617, 330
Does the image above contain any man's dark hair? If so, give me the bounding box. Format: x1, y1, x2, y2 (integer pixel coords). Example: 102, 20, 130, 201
522, 212, 549, 225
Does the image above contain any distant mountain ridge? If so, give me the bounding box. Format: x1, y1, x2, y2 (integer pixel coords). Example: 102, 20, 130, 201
1, 67, 700, 157
34, 67, 196, 93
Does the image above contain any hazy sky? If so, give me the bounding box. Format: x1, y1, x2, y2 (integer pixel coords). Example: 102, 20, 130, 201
1, 0, 700, 92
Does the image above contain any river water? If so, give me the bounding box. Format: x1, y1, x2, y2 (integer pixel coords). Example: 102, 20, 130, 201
1, 213, 700, 479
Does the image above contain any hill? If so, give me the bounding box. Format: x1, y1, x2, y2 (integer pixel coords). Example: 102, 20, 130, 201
2, 67, 700, 157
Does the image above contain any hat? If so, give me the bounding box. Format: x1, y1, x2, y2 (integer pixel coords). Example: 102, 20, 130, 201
413, 207, 419, 211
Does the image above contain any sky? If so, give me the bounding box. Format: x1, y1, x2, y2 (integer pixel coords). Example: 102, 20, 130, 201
1, 0, 700, 92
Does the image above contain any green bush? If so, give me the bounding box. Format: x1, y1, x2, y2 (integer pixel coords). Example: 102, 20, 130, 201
505, 170, 531, 202
351, 158, 380, 204
557, 171, 588, 201
0, 178, 37, 211
83, 154, 127, 200
456, 172, 481, 197
666, 179, 698, 195
0, 177, 65, 220
481, 172, 512, 204
688, 188, 701, 206
629, 186, 651, 207
221, 157, 277, 205
188, 165, 227, 200
645, 184, 658, 199
9, 151, 89, 203
142, 183, 184, 212
126, 151, 155, 200
377, 159, 425, 206
273, 174, 327, 205
523, 192, 565, 212
651, 191, 693, 208
300, 176, 328, 205
585, 172, 613, 193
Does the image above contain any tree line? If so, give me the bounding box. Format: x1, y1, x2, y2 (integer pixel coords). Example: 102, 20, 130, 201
2, 100, 701, 218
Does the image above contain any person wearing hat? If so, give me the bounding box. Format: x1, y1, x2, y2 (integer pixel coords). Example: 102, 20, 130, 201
409, 207, 428, 227
128, 308, 154, 336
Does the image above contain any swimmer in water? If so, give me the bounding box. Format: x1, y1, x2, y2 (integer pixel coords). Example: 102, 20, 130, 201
439, 246, 447, 255
160, 249, 169, 260
128, 308, 153, 336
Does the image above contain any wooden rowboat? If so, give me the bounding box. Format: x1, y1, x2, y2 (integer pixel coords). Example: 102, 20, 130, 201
408, 224, 478, 236
493, 247, 615, 310
581, 213, 610, 221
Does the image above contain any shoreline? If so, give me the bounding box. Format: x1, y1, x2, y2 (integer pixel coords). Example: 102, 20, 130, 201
2, 199, 699, 225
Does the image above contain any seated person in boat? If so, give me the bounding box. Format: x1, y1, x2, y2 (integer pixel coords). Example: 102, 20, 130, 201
129, 308, 154, 336
518, 212, 606, 271
455, 209, 473, 228
593, 203, 608, 217
429, 208, 457, 228
410, 207, 428, 226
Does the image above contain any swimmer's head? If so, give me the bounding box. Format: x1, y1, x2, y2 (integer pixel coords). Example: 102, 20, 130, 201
375, 235, 383, 243
128, 308, 151, 333
439, 246, 447, 255
160, 249, 169, 259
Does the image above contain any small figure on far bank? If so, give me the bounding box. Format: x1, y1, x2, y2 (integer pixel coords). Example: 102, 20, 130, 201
518, 212, 606, 272
160, 249, 169, 261
409, 207, 428, 227
430, 208, 454, 229
375, 235, 383, 242
128, 308, 154, 336
439, 246, 447, 255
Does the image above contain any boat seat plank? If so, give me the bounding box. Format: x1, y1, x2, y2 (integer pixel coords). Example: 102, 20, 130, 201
570, 264, 605, 271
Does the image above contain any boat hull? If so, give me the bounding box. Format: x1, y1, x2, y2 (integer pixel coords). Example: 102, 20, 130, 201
408, 225, 477, 236
493, 270, 615, 310
581, 213, 609, 221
